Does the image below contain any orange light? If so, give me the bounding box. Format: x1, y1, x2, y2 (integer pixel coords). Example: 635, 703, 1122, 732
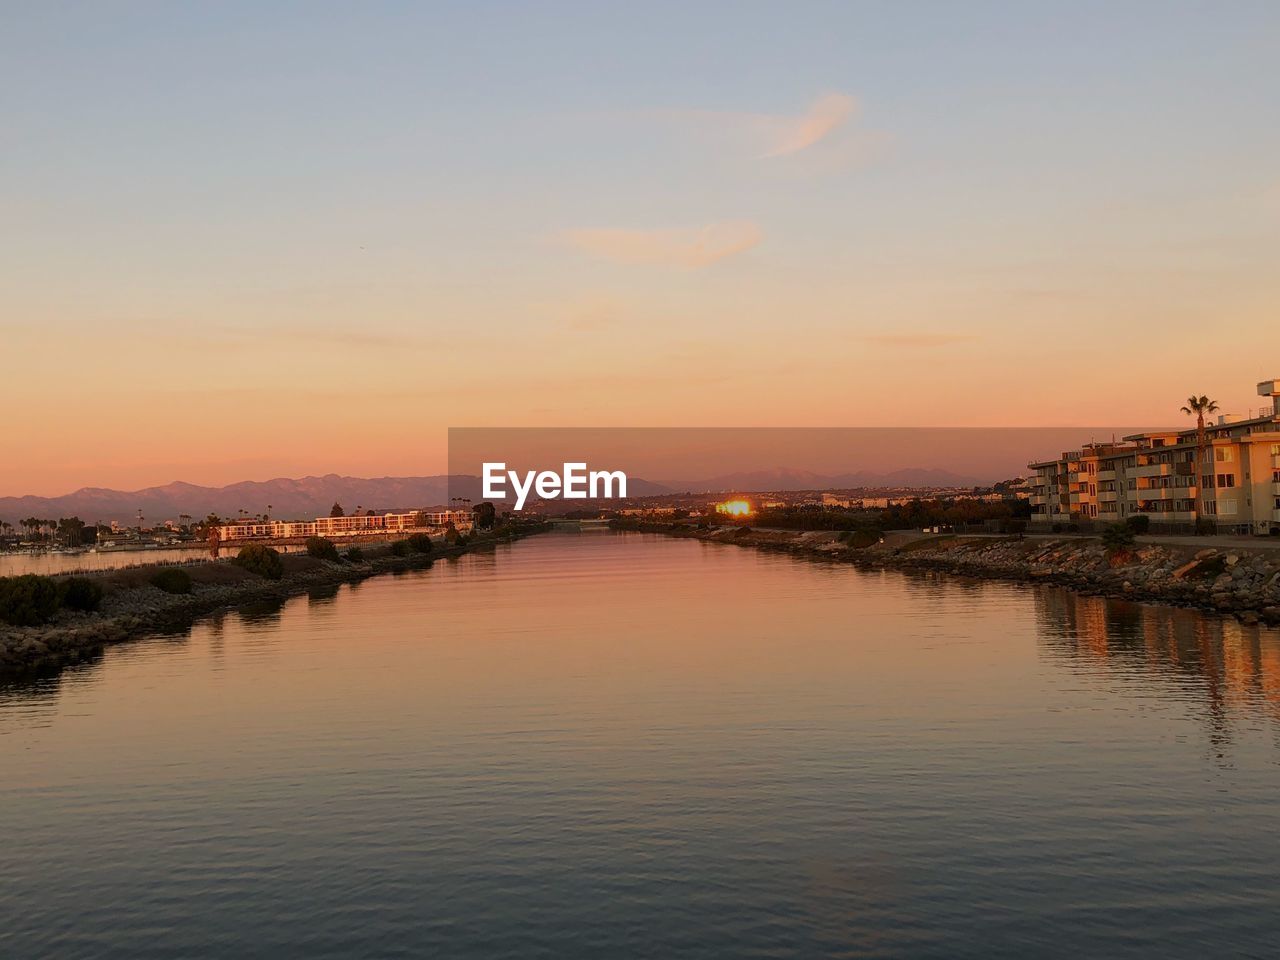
716, 499, 752, 517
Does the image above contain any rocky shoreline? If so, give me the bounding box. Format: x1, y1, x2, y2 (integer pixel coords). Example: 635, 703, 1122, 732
0, 530, 544, 680
621, 522, 1280, 626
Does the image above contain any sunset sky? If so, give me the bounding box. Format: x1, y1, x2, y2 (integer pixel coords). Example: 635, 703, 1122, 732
5, 2, 1279, 495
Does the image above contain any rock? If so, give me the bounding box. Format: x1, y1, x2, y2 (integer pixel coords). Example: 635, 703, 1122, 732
1225, 554, 1240, 567
1195, 549, 1218, 559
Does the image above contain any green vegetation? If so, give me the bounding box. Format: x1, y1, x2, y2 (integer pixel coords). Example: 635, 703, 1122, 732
837, 529, 881, 548
472, 502, 496, 530
1101, 522, 1137, 555
406, 532, 434, 554
344, 547, 365, 562
0, 575, 66, 626
389, 540, 411, 557
1126, 515, 1150, 534
60, 577, 103, 612
305, 536, 341, 561
150, 568, 193, 594
0, 574, 109, 624
232, 543, 284, 580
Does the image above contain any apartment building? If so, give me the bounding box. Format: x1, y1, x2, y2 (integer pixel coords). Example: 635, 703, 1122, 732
1030, 379, 1280, 535
217, 507, 473, 542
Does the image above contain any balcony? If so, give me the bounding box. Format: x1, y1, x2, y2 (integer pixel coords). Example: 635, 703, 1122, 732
1030, 495, 1047, 506
1151, 511, 1198, 523
1133, 487, 1197, 501
1098, 490, 1118, 502
1097, 470, 1116, 481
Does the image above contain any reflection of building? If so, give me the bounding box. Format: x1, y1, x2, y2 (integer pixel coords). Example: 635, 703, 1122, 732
1029, 379, 1280, 533
1034, 587, 1280, 746
217, 507, 472, 541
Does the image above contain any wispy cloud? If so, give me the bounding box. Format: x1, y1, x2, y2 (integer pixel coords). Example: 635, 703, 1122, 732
643, 92, 885, 165
562, 221, 763, 268
764, 93, 857, 157
860, 333, 979, 348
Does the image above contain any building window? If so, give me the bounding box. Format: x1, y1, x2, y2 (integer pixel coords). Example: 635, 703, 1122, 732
1217, 474, 1236, 488
1215, 448, 1233, 462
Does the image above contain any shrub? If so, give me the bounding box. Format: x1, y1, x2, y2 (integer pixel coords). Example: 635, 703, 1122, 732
389, 540, 411, 557
443, 522, 460, 545
1005, 519, 1027, 535
232, 543, 284, 580
1101, 522, 1136, 555
406, 532, 434, 554
305, 536, 340, 561
841, 529, 881, 548
344, 547, 365, 562
150, 568, 192, 595
61, 577, 104, 612
1126, 515, 1151, 534
0, 574, 64, 626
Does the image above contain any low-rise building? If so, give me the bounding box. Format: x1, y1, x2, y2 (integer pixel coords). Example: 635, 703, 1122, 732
1029, 379, 1280, 534
217, 507, 473, 542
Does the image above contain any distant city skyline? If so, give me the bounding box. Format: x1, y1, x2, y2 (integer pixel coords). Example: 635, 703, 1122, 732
5, 2, 1278, 495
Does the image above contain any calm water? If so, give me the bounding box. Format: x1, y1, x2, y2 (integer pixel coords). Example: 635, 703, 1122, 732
0, 545, 300, 578
4, 532, 1280, 959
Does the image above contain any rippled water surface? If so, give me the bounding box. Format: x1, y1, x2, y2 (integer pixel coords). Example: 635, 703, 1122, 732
4, 532, 1280, 958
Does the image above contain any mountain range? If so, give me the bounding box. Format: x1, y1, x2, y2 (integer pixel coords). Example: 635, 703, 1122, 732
0, 467, 985, 525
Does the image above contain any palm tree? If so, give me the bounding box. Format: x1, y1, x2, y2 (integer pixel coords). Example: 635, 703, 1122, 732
1181, 395, 1219, 520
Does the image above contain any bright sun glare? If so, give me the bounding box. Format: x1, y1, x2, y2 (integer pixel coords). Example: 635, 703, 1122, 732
716, 500, 752, 517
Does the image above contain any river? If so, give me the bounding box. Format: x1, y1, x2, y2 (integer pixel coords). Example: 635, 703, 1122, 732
3, 532, 1280, 958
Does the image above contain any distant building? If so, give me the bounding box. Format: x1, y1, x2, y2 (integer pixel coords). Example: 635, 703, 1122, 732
1028, 379, 1280, 534
217, 507, 473, 542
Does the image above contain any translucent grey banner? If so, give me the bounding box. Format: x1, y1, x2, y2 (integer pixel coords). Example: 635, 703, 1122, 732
447, 427, 1156, 513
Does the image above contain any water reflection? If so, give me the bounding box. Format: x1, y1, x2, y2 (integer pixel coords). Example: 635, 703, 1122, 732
5, 533, 1280, 959
1035, 587, 1280, 746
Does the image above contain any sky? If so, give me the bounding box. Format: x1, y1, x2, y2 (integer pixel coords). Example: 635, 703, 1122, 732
3, 1, 1279, 495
